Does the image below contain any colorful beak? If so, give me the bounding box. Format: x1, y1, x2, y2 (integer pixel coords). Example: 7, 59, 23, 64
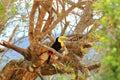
59, 36, 67, 40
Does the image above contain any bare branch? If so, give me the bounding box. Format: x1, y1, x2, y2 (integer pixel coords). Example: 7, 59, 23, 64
29, 1, 39, 50
74, 2, 93, 33
67, 33, 84, 37
88, 63, 101, 71
8, 25, 19, 42
0, 41, 29, 60
0, 25, 19, 62
42, 11, 53, 32
39, 43, 63, 58
34, 7, 46, 37
58, 0, 65, 12
70, 53, 91, 79
41, 1, 87, 40
39, 0, 53, 12
24, 0, 30, 17
0, 25, 19, 53
60, 21, 69, 36
41, 62, 73, 75
47, 34, 55, 43
35, 70, 44, 80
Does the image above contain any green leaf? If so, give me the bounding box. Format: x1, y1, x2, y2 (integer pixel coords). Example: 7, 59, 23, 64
0, 6, 5, 13
11, 5, 17, 14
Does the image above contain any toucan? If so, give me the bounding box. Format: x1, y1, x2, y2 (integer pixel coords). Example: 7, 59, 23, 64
47, 36, 67, 63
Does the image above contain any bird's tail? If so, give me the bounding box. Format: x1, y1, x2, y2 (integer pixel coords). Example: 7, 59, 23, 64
47, 51, 53, 64
47, 55, 51, 64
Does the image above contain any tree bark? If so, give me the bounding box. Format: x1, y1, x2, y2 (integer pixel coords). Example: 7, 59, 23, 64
0, 0, 101, 80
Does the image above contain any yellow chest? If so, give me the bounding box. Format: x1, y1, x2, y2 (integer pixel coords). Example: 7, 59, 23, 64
58, 38, 64, 47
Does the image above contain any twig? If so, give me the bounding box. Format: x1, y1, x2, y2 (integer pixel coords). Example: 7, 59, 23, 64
24, 0, 30, 17
8, 25, 19, 42
68, 53, 91, 79
0, 41, 29, 59
40, 1, 85, 40
74, 1, 93, 34
47, 34, 55, 43
60, 22, 69, 36
0, 25, 19, 62
88, 63, 101, 71
39, 43, 63, 58
35, 71, 44, 80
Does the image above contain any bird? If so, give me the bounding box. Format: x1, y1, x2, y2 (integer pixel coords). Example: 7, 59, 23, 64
47, 36, 67, 63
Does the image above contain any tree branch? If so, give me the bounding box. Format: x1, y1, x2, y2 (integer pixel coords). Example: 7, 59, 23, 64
88, 63, 101, 71
60, 22, 69, 36
39, 43, 63, 58
42, 10, 53, 32
74, 2, 93, 34
0, 41, 29, 60
67, 53, 91, 79
47, 34, 55, 43
8, 25, 19, 42
39, 0, 53, 12
0, 25, 19, 53
40, 1, 87, 40
34, 7, 46, 37
29, 1, 39, 51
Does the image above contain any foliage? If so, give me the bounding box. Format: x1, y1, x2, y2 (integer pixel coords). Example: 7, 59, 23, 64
0, 0, 15, 25
94, 0, 120, 80
0, 1, 7, 27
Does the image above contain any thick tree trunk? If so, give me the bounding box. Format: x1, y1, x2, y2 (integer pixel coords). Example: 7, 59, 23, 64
0, 59, 37, 80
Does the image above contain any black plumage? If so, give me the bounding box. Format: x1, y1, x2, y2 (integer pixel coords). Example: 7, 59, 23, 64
51, 37, 62, 51
47, 37, 62, 63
